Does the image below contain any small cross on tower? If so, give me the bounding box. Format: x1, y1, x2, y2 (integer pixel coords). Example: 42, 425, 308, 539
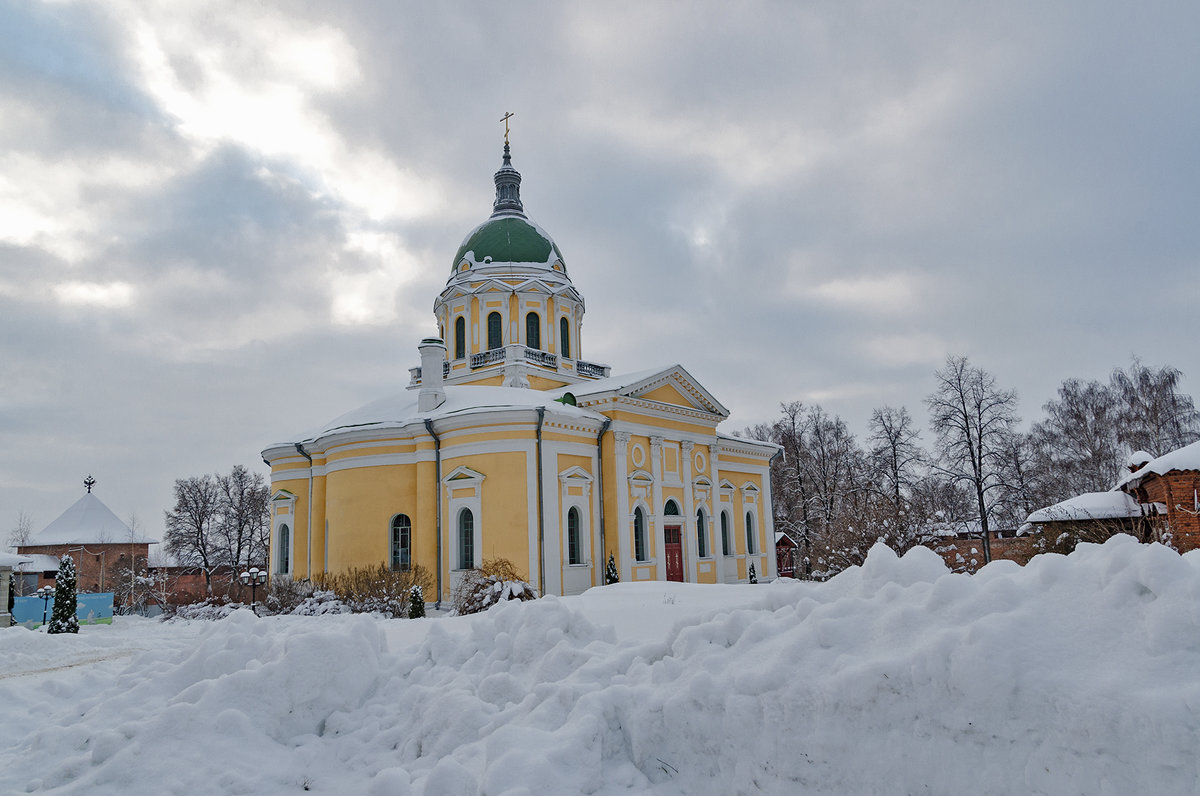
500, 111, 514, 145
84, 475, 96, 493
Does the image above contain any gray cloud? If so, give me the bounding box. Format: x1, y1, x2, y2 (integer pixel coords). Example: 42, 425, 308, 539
2, 1, 1196, 538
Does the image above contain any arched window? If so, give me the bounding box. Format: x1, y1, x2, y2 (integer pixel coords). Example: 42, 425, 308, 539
390, 514, 411, 572
454, 316, 466, 359
526, 312, 541, 350
745, 511, 756, 554
277, 524, 291, 574
634, 507, 647, 562
721, 512, 731, 556
458, 508, 475, 570
488, 312, 503, 350
567, 507, 582, 565
560, 317, 571, 358
664, 500, 680, 516
696, 509, 708, 558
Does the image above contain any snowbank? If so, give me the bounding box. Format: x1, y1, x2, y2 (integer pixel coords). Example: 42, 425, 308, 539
3, 536, 1199, 794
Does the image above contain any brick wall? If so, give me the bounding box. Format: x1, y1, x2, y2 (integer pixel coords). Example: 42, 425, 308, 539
1138, 470, 1200, 551
15, 543, 151, 593
930, 535, 1038, 574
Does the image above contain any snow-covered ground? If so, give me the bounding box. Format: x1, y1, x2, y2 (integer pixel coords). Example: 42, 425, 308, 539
3, 535, 1199, 794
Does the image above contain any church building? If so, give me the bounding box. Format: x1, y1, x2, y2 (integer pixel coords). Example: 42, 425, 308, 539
262, 138, 780, 605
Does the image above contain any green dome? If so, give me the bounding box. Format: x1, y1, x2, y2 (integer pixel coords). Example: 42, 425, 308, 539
452, 216, 565, 270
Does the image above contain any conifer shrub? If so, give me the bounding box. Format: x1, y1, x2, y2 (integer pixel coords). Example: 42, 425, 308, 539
748, 562, 758, 584
452, 558, 538, 616
48, 555, 79, 634
408, 585, 425, 618
605, 553, 619, 585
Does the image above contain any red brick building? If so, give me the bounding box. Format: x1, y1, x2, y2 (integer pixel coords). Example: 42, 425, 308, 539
1117, 441, 1200, 550
14, 488, 156, 596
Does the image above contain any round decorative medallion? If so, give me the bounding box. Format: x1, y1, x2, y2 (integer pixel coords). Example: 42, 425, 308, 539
694, 451, 706, 473
631, 443, 646, 468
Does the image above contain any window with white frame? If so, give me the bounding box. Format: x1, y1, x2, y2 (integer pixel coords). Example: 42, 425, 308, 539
458, 508, 475, 570
634, 506, 647, 562
745, 511, 756, 554
390, 514, 411, 572
567, 506, 582, 565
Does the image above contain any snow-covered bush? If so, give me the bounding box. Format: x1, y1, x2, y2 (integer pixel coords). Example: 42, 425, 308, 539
748, 562, 758, 584
266, 576, 315, 614
291, 590, 351, 616
408, 585, 425, 618
452, 558, 538, 616
605, 553, 619, 584
312, 564, 434, 617
47, 555, 79, 634
173, 599, 244, 621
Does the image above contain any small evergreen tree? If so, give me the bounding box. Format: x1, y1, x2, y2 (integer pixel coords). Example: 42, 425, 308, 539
48, 555, 79, 634
408, 584, 425, 618
605, 553, 619, 585
748, 563, 758, 584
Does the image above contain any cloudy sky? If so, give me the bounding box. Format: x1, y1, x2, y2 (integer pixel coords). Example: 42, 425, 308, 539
3, 1, 1197, 542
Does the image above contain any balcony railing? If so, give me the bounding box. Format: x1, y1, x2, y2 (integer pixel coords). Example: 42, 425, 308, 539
576, 360, 610, 378
524, 348, 557, 369
470, 348, 505, 369
408, 361, 451, 385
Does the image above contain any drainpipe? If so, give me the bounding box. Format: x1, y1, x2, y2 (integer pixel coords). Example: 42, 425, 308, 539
595, 418, 612, 572
424, 419, 443, 610
295, 443, 313, 577
536, 406, 546, 595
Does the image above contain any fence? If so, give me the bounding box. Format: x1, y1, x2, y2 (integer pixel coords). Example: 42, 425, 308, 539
11, 592, 115, 627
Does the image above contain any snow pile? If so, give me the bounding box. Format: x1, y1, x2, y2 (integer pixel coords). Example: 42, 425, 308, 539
3, 536, 1200, 794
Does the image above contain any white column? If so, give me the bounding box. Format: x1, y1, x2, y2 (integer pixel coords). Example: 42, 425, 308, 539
614, 431, 631, 582
681, 440, 697, 583
762, 460, 778, 579
650, 435, 665, 578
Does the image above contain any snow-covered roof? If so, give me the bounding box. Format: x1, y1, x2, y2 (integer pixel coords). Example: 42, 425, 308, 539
1024, 491, 1144, 525
28, 493, 156, 546
15, 553, 62, 572
278, 384, 608, 448
0, 552, 32, 568
1117, 440, 1200, 490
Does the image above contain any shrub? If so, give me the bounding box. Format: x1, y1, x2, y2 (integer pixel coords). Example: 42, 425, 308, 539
748, 563, 758, 584
291, 589, 350, 616
265, 576, 315, 614
605, 553, 619, 585
312, 564, 434, 618
452, 558, 539, 616
48, 555, 79, 634
408, 585, 425, 618
172, 598, 242, 621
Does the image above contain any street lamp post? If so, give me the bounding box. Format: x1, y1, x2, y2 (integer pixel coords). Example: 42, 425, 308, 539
37, 585, 53, 626
239, 567, 268, 615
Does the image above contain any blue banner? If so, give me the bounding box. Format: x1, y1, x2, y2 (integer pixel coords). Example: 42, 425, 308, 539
12, 592, 115, 626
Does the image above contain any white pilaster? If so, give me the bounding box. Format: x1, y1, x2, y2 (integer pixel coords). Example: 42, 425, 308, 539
614, 431, 631, 582
650, 435, 665, 578
681, 440, 697, 583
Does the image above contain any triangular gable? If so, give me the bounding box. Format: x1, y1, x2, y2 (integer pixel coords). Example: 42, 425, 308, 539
445, 465, 486, 483
567, 364, 729, 418
558, 465, 594, 484
271, 489, 296, 502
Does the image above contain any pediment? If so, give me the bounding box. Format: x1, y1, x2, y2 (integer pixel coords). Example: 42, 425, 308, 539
445, 465, 486, 484
619, 366, 729, 418
559, 465, 594, 484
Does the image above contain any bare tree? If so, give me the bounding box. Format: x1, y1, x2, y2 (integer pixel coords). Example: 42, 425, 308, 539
1110, 358, 1200, 455
164, 474, 224, 595
1029, 378, 1123, 498
925, 355, 1021, 563
867, 405, 927, 552
7, 510, 34, 551
216, 465, 271, 570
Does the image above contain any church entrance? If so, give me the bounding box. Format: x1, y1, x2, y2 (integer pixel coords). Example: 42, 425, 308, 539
664, 526, 684, 582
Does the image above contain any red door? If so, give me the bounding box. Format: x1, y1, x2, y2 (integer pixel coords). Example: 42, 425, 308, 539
664, 526, 684, 582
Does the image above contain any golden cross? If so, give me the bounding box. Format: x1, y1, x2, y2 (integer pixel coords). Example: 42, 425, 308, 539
500, 111, 514, 145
